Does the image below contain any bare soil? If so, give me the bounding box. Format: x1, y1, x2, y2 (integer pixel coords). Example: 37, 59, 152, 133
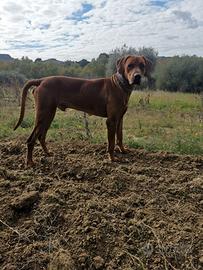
0, 139, 202, 270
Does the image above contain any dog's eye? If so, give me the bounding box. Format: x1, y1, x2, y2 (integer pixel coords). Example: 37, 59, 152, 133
128, 63, 134, 69
139, 63, 145, 69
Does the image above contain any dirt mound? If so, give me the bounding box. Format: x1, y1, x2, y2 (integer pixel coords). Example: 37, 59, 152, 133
0, 140, 202, 269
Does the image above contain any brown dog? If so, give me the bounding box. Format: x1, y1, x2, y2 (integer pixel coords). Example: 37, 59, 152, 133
14, 55, 150, 166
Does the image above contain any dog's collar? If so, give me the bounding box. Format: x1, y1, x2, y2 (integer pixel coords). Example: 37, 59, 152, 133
113, 73, 134, 93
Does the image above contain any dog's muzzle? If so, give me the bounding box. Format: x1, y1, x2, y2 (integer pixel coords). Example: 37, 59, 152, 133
133, 74, 141, 85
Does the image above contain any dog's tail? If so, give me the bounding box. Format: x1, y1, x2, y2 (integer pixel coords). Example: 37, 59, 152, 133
14, 79, 43, 130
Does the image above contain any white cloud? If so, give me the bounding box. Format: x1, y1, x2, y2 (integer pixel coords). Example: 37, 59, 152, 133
0, 0, 202, 60
3, 1, 24, 13
172, 10, 198, 29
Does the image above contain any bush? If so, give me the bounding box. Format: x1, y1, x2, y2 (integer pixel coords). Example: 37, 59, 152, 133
0, 71, 26, 86
155, 56, 203, 93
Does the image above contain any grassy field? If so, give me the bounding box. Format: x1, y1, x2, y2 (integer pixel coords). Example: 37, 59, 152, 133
0, 90, 202, 155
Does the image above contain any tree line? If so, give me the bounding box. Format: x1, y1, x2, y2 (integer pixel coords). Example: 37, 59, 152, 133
0, 45, 202, 93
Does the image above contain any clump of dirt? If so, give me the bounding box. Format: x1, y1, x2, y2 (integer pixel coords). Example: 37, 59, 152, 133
10, 191, 40, 212
0, 139, 202, 269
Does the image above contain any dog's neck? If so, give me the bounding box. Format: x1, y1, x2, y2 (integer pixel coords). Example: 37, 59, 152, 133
113, 72, 134, 93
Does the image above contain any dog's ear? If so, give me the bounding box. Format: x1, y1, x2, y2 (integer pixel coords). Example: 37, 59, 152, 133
116, 55, 131, 75
142, 56, 152, 77
116, 57, 125, 74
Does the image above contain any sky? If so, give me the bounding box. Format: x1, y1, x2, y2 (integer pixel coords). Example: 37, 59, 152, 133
0, 0, 202, 61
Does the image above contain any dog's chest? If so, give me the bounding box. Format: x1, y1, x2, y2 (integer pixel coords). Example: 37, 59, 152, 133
123, 94, 130, 107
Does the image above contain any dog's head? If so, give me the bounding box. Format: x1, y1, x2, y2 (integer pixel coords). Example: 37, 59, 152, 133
116, 55, 151, 85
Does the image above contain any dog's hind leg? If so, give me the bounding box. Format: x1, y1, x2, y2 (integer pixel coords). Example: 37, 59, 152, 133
26, 107, 56, 166
26, 126, 40, 166
38, 109, 56, 156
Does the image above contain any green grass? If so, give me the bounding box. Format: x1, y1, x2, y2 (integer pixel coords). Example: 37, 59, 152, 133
125, 91, 203, 154
0, 90, 202, 155
129, 90, 201, 112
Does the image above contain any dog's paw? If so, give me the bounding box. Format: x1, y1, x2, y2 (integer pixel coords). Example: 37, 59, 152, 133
108, 155, 121, 162
26, 160, 35, 168
116, 145, 130, 154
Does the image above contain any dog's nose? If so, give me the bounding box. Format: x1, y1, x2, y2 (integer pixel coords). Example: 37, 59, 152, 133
134, 74, 141, 84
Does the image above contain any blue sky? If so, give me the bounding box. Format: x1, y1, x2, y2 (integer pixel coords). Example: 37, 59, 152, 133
0, 0, 202, 60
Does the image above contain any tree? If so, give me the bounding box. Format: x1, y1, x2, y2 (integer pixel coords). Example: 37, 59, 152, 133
154, 56, 203, 93
80, 53, 109, 78
35, 58, 42, 62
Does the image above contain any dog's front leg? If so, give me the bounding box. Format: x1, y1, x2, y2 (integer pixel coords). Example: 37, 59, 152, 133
116, 117, 125, 153
116, 117, 129, 154
106, 118, 117, 161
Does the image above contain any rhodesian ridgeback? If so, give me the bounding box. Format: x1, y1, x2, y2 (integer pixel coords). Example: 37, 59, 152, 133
14, 55, 150, 166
